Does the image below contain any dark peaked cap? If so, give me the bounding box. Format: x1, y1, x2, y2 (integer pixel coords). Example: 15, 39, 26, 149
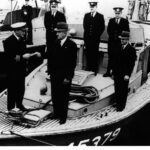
88, 0, 98, 7
113, 7, 124, 13
49, 0, 61, 3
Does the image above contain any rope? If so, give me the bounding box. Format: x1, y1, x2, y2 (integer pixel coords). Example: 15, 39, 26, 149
9, 131, 55, 146
70, 85, 99, 104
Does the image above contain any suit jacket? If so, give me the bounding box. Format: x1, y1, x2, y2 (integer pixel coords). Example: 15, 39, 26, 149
44, 11, 66, 41
48, 37, 77, 79
83, 12, 105, 43
107, 17, 130, 41
21, 5, 33, 23
114, 43, 137, 77
3, 34, 26, 75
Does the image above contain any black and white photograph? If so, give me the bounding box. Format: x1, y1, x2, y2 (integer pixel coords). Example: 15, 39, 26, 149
0, 0, 150, 146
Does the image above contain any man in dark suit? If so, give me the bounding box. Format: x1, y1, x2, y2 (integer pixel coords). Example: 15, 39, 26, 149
44, 0, 66, 69
3, 22, 41, 112
21, 0, 33, 45
48, 22, 77, 124
113, 31, 136, 111
83, 0, 105, 75
103, 7, 130, 77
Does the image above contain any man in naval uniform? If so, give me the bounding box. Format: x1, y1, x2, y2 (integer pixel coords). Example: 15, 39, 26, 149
21, 0, 33, 45
114, 31, 136, 111
3, 22, 41, 112
103, 7, 130, 77
83, 0, 105, 75
44, 0, 66, 74
49, 22, 77, 124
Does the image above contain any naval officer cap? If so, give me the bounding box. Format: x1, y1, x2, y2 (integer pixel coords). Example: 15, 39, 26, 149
54, 22, 68, 32
88, 0, 98, 7
113, 7, 124, 14
11, 22, 26, 30
49, 0, 61, 4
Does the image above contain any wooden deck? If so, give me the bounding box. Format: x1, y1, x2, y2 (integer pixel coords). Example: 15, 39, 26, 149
0, 72, 150, 139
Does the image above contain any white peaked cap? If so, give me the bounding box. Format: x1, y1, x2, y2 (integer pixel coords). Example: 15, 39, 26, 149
11, 22, 26, 30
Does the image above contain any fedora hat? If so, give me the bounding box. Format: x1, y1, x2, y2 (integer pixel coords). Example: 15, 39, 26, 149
119, 31, 130, 39
54, 22, 69, 32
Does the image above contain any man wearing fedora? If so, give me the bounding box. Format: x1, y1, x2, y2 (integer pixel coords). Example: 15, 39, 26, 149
114, 31, 136, 111
3, 22, 41, 112
48, 22, 77, 124
103, 7, 130, 77
44, 0, 66, 66
21, 0, 33, 45
83, 0, 105, 75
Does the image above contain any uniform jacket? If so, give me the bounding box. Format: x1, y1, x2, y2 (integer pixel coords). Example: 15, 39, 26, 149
107, 17, 130, 41
21, 5, 33, 23
48, 38, 77, 79
3, 34, 26, 75
114, 43, 137, 77
83, 12, 105, 43
44, 11, 66, 40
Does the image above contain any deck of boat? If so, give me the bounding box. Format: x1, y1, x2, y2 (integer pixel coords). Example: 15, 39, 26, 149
0, 75, 150, 139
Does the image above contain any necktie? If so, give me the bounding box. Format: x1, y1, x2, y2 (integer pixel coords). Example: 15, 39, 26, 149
52, 11, 55, 17
91, 12, 93, 17
116, 18, 119, 24
57, 40, 61, 47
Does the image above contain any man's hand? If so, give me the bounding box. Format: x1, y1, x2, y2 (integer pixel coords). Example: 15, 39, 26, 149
22, 53, 31, 60
34, 52, 41, 58
124, 75, 129, 81
63, 78, 71, 85
15, 55, 20, 62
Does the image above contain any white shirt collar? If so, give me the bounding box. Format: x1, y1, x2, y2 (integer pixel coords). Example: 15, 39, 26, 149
91, 11, 96, 17
123, 43, 129, 49
52, 10, 57, 16
13, 32, 19, 40
61, 36, 67, 46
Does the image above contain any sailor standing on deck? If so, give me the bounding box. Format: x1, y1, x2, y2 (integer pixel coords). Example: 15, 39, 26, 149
3, 22, 41, 112
103, 7, 130, 77
44, 0, 66, 74
21, 0, 33, 45
49, 22, 77, 124
83, 0, 105, 75
114, 31, 136, 111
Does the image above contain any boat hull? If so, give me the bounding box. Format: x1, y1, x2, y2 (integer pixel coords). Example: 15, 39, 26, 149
0, 102, 150, 146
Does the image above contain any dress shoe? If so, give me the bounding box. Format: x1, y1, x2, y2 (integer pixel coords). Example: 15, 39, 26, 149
94, 72, 97, 76
103, 72, 112, 77
18, 106, 28, 111
116, 106, 125, 112
59, 118, 66, 125
49, 113, 59, 119
27, 42, 33, 45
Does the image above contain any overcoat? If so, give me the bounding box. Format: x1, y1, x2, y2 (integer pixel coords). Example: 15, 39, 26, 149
113, 43, 137, 111
83, 12, 105, 73
49, 38, 77, 120
3, 34, 27, 110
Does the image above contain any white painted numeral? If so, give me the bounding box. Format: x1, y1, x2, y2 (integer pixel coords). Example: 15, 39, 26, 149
110, 128, 121, 142
101, 131, 112, 145
92, 136, 102, 146
78, 139, 90, 146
